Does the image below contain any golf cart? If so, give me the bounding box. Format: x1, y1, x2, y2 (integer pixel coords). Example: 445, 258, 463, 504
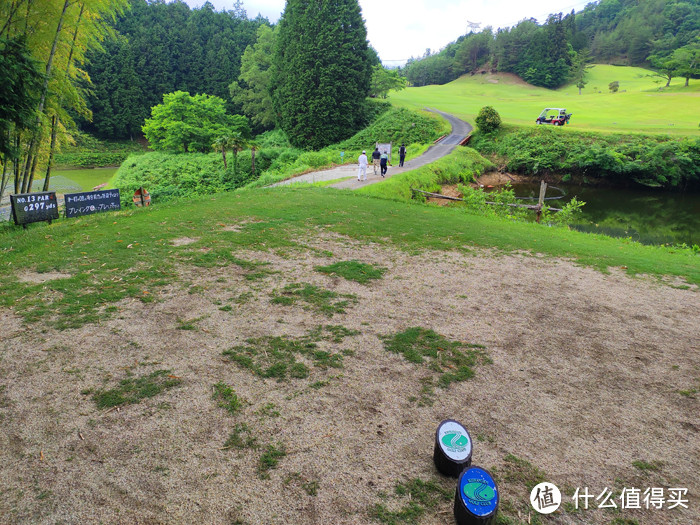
535, 108, 572, 126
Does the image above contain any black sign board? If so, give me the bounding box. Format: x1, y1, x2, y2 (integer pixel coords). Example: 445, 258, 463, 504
65, 189, 121, 218
10, 192, 59, 226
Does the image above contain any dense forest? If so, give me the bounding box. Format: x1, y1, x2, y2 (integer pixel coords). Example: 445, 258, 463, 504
403, 0, 700, 88
83, 0, 267, 139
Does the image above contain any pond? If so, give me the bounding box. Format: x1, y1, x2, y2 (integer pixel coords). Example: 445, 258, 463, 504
490, 182, 700, 247
31, 167, 119, 193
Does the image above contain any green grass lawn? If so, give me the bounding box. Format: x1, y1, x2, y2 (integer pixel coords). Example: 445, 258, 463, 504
391, 65, 700, 135
1, 187, 697, 330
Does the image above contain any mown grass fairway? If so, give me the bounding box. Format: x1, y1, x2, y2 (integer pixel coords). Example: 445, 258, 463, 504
391, 65, 700, 135
1, 188, 698, 524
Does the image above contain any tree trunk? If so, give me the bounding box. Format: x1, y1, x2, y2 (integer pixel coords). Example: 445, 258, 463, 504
666, 75, 671, 87
41, 3, 83, 195
13, 133, 20, 194
21, 0, 70, 193
43, 115, 58, 192
685, 77, 689, 87
222, 150, 227, 169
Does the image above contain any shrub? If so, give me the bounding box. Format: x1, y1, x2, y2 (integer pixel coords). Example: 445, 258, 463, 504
470, 126, 700, 189
475, 106, 502, 134
339, 107, 447, 150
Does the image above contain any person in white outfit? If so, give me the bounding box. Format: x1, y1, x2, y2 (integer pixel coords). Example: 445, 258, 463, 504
357, 150, 368, 181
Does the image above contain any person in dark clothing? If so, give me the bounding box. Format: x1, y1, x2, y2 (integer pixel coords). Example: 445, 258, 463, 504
371, 147, 381, 175
379, 150, 388, 177
399, 143, 406, 167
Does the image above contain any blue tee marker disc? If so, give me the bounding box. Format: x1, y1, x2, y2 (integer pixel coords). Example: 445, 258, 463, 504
459, 467, 498, 518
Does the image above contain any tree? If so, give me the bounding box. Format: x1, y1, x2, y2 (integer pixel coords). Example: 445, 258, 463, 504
670, 41, 700, 86
648, 53, 676, 87
142, 91, 250, 153
230, 25, 277, 132
1, 0, 129, 195
475, 106, 501, 133
570, 48, 593, 94
369, 65, 407, 98
271, 0, 372, 150
608, 81, 620, 92
0, 36, 43, 203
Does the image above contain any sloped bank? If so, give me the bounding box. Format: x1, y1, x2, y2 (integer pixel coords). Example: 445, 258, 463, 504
355, 147, 494, 202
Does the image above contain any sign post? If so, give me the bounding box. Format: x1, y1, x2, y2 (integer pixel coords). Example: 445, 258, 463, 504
64, 189, 121, 218
10, 192, 59, 227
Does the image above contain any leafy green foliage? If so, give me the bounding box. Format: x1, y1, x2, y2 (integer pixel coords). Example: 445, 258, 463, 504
0, 36, 42, 162
338, 107, 446, 150
92, 370, 182, 409
405, 0, 699, 88
142, 91, 251, 153
230, 25, 277, 133
475, 106, 502, 133
315, 260, 386, 284
83, 1, 265, 139
271, 0, 372, 149
470, 126, 700, 189
370, 66, 407, 99
113, 147, 286, 201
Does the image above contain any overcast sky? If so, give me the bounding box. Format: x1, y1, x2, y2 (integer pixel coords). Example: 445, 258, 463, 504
183, 0, 593, 64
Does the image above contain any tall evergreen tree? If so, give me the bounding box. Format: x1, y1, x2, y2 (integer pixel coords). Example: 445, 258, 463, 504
271, 0, 372, 150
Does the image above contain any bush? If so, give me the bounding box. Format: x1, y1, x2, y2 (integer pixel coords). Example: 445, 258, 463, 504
470, 126, 700, 189
475, 106, 501, 134
339, 107, 447, 150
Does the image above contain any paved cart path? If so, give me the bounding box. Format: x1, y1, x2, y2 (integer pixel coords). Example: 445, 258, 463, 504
271, 109, 472, 190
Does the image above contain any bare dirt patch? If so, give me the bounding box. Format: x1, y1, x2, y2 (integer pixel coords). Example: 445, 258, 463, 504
17, 271, 72, 283
473, 171, 528, 187
1, 235, 698, 525
170, 236, 199, 246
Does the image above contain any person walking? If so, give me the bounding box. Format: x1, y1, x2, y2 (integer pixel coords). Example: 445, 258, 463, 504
371, 147, 381, 175
379, 150, 389, 177
399, 143, 406, 167
357, 150, 368, 181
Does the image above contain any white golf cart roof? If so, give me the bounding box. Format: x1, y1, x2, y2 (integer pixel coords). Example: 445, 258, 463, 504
539, 108, 567, 116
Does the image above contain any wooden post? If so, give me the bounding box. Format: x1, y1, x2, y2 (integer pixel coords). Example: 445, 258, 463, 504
536, 180, 547, 223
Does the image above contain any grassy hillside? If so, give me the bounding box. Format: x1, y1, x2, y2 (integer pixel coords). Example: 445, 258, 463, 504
391, 65, 700, 135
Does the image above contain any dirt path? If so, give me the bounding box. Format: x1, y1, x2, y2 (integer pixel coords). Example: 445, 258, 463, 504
1, 232, 698, 524
272, 109, 472, 190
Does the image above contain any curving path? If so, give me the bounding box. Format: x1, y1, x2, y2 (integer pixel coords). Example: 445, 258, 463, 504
272, 109, 472, 190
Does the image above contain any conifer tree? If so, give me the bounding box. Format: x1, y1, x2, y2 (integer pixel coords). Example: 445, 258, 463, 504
271, 0, 372, 150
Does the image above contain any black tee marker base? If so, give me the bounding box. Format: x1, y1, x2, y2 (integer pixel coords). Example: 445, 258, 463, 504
454, 466, 499, 525
433, 419, 473, 478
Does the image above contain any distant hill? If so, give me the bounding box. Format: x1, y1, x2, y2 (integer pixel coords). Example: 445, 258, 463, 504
403, 0, 700, 89
391, 64, 700, 135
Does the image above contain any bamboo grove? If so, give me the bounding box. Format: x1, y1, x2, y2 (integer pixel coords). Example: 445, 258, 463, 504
0, 0, 128, 202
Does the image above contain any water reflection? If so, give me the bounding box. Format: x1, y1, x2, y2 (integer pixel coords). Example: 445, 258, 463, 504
488, 183, 700, 246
